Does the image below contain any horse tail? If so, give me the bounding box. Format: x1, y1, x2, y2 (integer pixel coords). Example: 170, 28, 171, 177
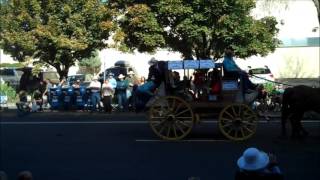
281, 87, 293, 135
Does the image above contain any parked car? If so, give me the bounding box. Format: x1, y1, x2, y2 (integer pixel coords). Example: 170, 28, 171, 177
248, 66, 275, 84
99, 60, 138, 81
0, 68, 23, 89
19, 67, 60, 93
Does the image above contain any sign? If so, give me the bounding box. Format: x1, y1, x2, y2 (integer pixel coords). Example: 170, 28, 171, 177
168, 61, 183, 70
222, 80, 239, 91
184, 60, 199, 69
199, 60, 215, 69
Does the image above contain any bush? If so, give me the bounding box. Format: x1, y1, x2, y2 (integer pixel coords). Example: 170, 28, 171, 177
263, 82, 276, 94
0, 82, 17, 103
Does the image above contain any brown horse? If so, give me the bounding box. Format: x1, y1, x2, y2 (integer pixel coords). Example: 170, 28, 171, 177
281, 85, 320, 138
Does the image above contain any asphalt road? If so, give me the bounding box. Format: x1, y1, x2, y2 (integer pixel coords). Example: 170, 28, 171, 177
0, 111, 320, 180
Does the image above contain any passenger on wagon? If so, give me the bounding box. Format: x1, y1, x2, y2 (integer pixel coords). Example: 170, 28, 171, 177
223, 47, 257, 92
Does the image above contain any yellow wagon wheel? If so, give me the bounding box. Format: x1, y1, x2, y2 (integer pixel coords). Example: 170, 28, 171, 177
218, 104, 258, 141
149, 96, 194, 140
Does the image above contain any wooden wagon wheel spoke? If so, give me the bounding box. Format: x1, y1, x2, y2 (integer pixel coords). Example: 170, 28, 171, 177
221, 117, 233, 122
175, 108, 191, 117
221, 123, 233, 128
240, 128, 245, 137
174, 103, 183, 114
166, 124, 172, 137
242, 121, 255, 126
176, 120, 192, 128
157, 122, 167, 135
223, 110, 235, 119
243, 126, 254, 133
169, 99, 176, 111
175, 122, 186, 134
175, 117, 193, 119
172, 124, 178, 138
231, 106, 237, 117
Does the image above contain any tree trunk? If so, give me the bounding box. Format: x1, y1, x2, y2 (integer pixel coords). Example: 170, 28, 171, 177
56, 65, 69, 80
313, 0, 320, 23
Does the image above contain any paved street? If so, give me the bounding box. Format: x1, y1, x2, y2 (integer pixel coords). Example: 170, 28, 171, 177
1, 111, 320, 180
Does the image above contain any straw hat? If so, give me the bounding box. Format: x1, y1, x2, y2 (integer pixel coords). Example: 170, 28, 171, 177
237, 147, 269, 171
118, 74, 125, 79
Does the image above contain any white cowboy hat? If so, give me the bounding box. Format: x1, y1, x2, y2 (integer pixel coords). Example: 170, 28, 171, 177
118, 74, 125, 79
128, 71, 135, 75
108, 72, 114, 76
237, 147, 269, 171
148, 57, 158, 65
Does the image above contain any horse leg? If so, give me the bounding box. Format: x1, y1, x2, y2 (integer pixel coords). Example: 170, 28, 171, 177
290, 112, 304, 138
296, 114, 309, 137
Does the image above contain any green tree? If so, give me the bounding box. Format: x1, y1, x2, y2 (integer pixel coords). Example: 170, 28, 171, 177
0, 0, 114, 79
110, 0, 279, 60
78, 50, 102, 75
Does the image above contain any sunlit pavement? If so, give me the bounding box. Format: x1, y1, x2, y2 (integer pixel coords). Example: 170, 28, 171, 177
0, 111, 319, 180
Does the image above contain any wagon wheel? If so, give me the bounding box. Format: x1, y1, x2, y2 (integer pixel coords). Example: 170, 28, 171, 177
149, 96, 194, 140
218, 104, 258, 141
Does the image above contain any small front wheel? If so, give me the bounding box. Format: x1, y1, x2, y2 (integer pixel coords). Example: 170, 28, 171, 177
219, 104, 258, 141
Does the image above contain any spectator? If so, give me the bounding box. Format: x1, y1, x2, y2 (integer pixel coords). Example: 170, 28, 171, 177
116, 74, 129, 111
107, 73, 117, 89
101, 79, 114, 113
72, 79, 81, 88
88, 76, 101, 112
139, 76, 146, 85
235, 147, 283, 180
126, 71, 138, 110
17, 171, 33, 180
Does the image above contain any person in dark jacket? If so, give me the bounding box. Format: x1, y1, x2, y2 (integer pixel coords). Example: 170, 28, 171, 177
235, 147, 283, 180
116, 74, 129, 111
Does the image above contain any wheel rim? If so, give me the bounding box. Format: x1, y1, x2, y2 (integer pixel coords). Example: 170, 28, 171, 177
149, 96, 194, 140
219, 104, 258, 141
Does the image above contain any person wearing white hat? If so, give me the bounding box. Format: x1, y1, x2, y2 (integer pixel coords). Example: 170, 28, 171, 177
235, 147, 283, 180
88, 75, 101, 112
116, 74, 129, 111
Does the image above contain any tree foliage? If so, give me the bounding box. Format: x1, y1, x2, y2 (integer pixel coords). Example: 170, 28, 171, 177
110, 0, 279, 60
0, 0, 114, 79
78, 50, 101, 75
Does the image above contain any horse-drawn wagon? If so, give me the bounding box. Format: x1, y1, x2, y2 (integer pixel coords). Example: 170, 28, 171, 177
145, 60, 259, 141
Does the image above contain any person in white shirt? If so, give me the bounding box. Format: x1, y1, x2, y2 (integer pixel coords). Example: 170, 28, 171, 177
101, 79, 114, 113
88, 76, 101, 112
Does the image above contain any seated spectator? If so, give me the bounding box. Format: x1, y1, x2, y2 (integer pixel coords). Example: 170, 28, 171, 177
17, 171, 33, 180
72, 79, 81, 88
235, 147, 283, 180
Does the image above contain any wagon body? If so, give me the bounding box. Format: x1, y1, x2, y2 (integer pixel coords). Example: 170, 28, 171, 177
147, 60, 258, 141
